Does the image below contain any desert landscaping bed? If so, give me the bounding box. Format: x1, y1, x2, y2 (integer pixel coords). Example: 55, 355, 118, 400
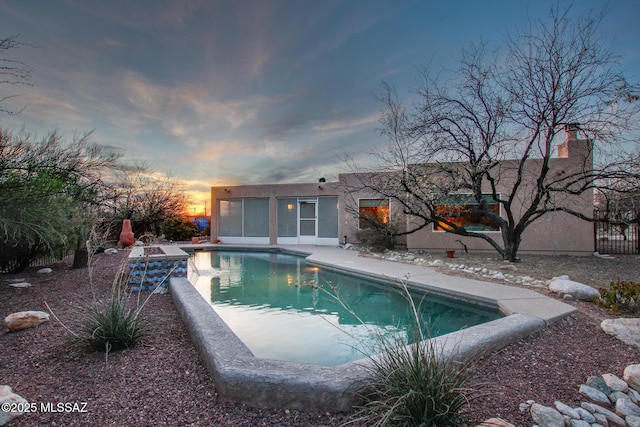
1, 249, 639, 426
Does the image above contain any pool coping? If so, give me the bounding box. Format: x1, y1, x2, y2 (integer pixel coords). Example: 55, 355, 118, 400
169, 244, 576, 411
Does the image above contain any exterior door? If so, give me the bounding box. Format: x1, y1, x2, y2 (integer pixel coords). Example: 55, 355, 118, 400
298, 201, 317, 244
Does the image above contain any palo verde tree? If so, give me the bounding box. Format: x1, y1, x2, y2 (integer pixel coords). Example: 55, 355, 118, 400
351, 5, 639, 261
0, 129, 121, 272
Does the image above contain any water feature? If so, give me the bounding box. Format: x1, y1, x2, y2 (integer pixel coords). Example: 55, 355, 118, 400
188, 249, 502, 366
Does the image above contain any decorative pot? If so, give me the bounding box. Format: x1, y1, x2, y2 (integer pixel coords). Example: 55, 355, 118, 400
446, 249, 455, 258
119, 219, 135, 248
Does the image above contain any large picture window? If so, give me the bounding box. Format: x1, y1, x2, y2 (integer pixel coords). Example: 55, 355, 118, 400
218, 198, 269, 237
434, 195, 501, 232
359, 198, 390, 229
218, 199, 242, 236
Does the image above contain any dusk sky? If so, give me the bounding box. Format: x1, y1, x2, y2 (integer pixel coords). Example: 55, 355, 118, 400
1, 0, 638, 212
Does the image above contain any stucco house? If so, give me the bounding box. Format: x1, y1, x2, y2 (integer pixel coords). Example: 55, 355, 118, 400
210, 128, 594, 255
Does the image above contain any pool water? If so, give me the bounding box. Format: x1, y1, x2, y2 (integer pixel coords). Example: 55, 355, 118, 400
188, 250, 502, 366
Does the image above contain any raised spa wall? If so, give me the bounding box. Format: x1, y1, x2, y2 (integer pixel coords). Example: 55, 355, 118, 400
128, 245, 189, 291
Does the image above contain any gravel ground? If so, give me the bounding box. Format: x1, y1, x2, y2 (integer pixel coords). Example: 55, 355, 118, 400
1, 249, 639, 426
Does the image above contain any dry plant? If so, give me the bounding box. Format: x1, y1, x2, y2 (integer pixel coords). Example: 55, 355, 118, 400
45, 225, 154, 363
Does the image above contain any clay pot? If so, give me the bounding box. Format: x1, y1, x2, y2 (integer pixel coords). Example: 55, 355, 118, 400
119, 219, 135, 247
446, 249, 455, 258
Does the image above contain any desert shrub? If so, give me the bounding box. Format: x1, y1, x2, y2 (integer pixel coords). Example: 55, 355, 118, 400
160, 217, 198, 241
356, 222, 398, 252
75, 290, 148, 352
347, 282, 482, 426
62, 254, 150, 355
595, 279, 640, 315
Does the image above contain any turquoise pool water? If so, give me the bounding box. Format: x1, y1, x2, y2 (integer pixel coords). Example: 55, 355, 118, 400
188, 250, 502, 366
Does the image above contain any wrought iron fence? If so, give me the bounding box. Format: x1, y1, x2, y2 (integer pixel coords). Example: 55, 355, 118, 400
29, 250, 75, 267
594, 210, 640, 254
0, 249, 75, 274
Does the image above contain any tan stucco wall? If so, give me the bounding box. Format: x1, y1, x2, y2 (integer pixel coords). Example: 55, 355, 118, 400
211, 182, 341, 244
340, 137, 594, 256
210, 135, 594, 255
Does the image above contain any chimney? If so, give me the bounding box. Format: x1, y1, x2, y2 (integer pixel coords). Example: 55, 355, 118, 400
565, 123, 580, 141
558, 123, 580, 158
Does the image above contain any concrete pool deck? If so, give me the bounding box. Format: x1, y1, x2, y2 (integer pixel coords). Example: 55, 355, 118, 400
169, 244, 576, 412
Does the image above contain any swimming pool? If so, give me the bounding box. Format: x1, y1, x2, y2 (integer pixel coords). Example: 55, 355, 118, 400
170, 244, 574, 411
188, 250, 502, 366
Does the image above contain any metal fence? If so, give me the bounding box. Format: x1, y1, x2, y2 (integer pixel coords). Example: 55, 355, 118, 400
594, 210, 640, 254
29, 250, 75, 267
0, 249, 75, 274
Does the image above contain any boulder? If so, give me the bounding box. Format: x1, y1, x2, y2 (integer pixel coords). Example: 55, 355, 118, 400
602, 373, 630, 393
530, 403, 564, 427
625, 365, 640, 393
104, 248, 118, 255
616, 397, 640, 417
579, 384, 611, 407
3, 311, 50, 332
628, 414, 640, 427
36, 267, 52, 274
0, 385, 27, 426
547, 278, 600, 301
601, 319, 640, 349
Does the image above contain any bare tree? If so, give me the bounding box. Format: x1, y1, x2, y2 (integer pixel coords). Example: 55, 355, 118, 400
351, 5, 639, 261
104, 164, 190, 236
0, 35, 33, 115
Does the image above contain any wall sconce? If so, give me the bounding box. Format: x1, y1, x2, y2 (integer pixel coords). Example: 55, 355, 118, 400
224, 188, 231, 193
318, 185, 324, 190
287, 203, 294, 210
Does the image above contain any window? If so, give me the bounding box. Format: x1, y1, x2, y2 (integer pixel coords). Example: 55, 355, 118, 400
243, 198, 269, 237
359, 199, 390, 229
218, 198, 269, 237
434, 195, 500, 232
218, 199, 242, 236
277, 198, 297, 237
318, 196, 339, 238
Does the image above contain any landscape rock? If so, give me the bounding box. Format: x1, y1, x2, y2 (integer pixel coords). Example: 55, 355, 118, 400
36, 267, 52, 274
589, 403, 627, 427
625, 365, 640, 392
554, 400, 580, 419
574, 407, 596, 423
604, 373, 630, 393
587, 376, 612, 395
530, 403, 564, 427
592, 411, 608, 425
104, 248, 118, 255
601, 319, 640, 349
616, 398, 640, 418
547, 278, 600, 301
627, 414, 640, 427
475, 417, 515, 427
0, 385, 27, 426
7, 282, 31, 288
3, 311, 50, 332
579, 384, 612, 407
